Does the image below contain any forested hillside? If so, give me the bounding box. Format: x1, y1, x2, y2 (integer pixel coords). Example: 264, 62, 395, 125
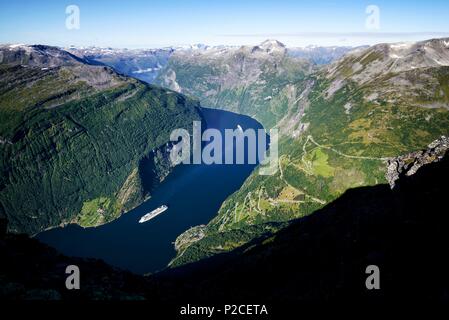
0, 45, 201, 234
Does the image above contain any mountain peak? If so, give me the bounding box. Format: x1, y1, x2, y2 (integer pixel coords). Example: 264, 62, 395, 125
259, 39, 286, 53
246, 39, 287, 55
326, 37, 449, 85
260, 39, 286, 48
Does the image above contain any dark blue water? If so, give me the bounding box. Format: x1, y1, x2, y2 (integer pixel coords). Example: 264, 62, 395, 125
37, 108, 265, 274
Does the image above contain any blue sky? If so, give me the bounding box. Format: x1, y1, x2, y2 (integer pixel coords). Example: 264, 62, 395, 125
1, 0, 449, 48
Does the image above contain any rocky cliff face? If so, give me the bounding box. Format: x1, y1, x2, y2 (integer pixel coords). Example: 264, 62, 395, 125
386, 136, 449, 188
155, 40, 314, 128
138, 141, 180, 196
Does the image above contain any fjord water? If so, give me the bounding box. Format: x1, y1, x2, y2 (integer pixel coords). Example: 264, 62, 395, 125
37, 108, 266, 274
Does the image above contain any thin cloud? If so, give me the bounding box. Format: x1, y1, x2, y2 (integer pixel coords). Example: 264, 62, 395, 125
218, 32, 449, 38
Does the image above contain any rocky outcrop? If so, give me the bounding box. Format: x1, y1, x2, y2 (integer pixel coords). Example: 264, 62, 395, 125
386, 136, 449, 188
0, 137, 12, 145
138, 141, 180, 195
158, 69, 181, 92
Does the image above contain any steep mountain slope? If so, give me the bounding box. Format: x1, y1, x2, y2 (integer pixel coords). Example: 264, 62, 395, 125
154, 140, 449, 303
169, 38, 449, 266
2, 142, 448, 303
0, 45, 201, 234
155, 40, 315, 128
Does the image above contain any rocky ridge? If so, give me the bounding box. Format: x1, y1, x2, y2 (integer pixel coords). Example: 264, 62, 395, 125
386, 135, 449, 188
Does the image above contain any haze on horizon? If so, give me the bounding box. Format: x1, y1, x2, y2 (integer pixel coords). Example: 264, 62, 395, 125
1, 0, 449, 49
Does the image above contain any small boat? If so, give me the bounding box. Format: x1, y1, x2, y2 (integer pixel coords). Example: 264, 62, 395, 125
139, 205, 168, 223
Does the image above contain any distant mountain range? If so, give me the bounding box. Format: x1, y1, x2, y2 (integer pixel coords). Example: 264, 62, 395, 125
65, 42, 354, 86
67, 46, 175, 83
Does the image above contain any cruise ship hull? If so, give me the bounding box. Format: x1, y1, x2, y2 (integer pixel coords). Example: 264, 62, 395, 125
139, 205, 168, 223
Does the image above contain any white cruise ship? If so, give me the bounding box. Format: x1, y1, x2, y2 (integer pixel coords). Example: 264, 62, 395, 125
139, 205, 168, 223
